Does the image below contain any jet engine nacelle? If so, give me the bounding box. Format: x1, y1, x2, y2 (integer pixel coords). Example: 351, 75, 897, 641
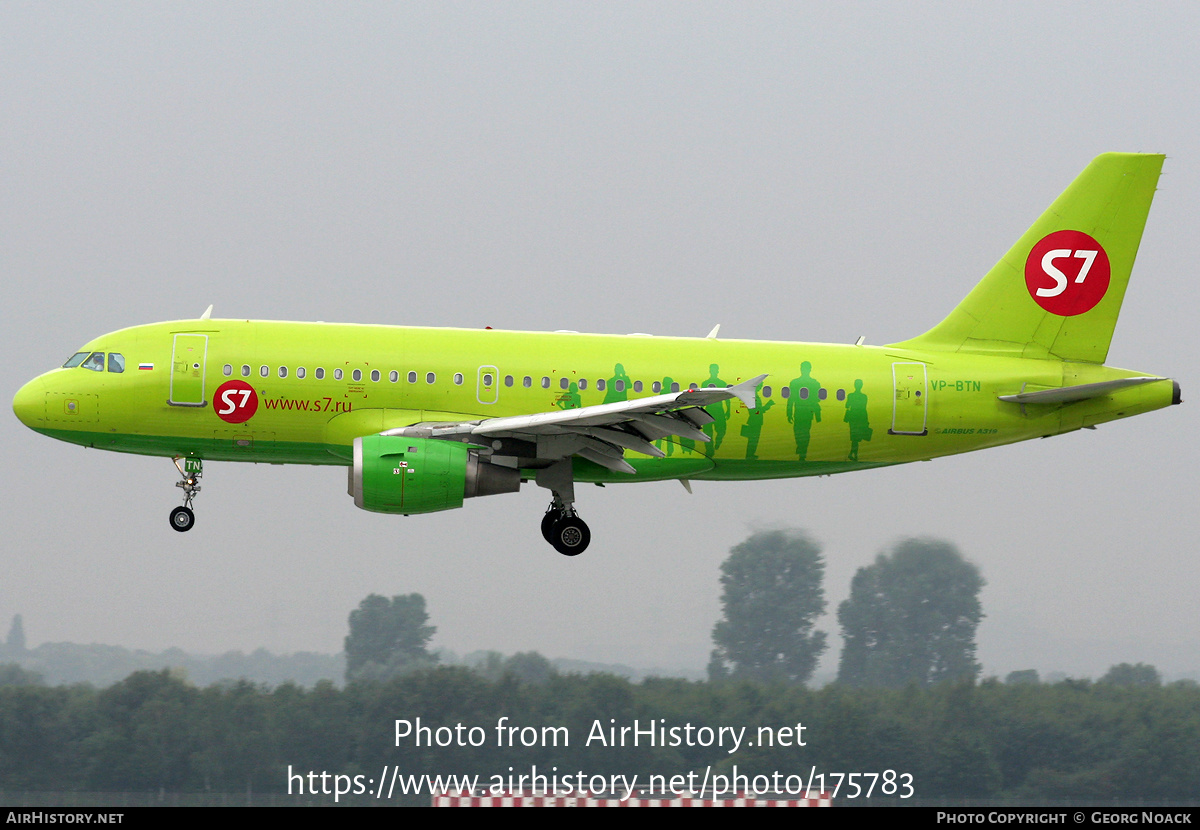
349, 434, 521, 514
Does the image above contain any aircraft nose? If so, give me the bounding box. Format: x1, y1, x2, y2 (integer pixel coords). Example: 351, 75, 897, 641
13, 377, 45, 430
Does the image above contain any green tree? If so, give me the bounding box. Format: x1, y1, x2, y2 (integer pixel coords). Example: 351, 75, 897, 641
1005, 669, 1040, 685
344, 594, 437, 683
4, 615, 25, 655
0, 664, 42, 687
837, 538, 984, 688
708, 529, 827, 684
1099, 662, 1161, 687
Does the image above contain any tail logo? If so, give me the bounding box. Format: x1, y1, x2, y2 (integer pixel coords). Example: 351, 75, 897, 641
1024, 230, 1111, 316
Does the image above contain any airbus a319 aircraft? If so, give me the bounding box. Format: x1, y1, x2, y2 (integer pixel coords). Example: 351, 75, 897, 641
13, 153, 1181, 555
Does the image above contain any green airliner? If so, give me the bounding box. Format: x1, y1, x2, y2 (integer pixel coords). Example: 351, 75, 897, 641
12, 153, 1181, 555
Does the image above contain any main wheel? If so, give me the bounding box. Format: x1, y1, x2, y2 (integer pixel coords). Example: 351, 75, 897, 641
170, 505, 195, 532
541, 509, 560, 544
550, 516, 590, 556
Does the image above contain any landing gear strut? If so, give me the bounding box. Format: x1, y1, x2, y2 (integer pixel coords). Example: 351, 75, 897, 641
170, 456, 201, 532
536, 460, 590, 556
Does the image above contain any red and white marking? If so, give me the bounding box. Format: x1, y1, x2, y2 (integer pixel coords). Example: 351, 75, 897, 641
1024, 229, 1110, 316
433, 791, 832, 807
213, 379, 259, 424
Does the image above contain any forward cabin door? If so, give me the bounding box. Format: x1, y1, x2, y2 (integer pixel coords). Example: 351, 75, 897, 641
889, 361, 928, 436
169, 334, 209, 407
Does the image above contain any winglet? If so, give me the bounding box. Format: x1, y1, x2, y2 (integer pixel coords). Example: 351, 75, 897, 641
728, 374, 768, 408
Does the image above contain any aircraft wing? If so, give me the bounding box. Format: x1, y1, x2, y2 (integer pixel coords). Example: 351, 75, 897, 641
382, 374, 767, 474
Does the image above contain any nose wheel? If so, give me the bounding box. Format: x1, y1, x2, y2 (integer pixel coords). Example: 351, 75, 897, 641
170, 505, 195, 532
170, 456, 202, 533
542, 502, 590, 556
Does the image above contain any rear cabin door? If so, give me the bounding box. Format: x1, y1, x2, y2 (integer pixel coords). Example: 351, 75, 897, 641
889, 361, 928, 436
170, 334, 209, 406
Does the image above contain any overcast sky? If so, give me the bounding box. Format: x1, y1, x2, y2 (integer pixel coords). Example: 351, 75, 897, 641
3, 2, 1198, 681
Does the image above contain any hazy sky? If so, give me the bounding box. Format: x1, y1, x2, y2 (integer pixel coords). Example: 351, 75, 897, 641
3, 2, 1198, 681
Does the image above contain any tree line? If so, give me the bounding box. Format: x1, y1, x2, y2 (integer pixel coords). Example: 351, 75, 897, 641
3, 530, 1192, 802
343, 531, 987, 690
1, 664, 1197, 801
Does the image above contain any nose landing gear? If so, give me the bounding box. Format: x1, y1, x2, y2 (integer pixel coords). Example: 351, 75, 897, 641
170, 456, 202, 532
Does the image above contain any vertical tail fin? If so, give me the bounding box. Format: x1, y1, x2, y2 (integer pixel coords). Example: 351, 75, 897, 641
891, 153, 1164, 363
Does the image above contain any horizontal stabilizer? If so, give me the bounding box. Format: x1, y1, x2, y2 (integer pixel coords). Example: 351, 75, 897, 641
998, 377, 1168, 405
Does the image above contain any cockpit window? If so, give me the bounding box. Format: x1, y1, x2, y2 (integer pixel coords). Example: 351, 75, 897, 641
83, 352, 105, 372
63, 352, 89, 368
107, 353, 125, 373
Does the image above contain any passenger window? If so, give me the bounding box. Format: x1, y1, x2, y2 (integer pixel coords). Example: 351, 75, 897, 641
689, 383, 698, 390
782, 387, 790, 398
615, 380, 625, 392
763, 386, 772, 397
83, 352, 105, 372
315, 368, 325, 380
371, 370, 380, 382
408, 371, 417, 383
671, 383, 680, 393
242, 365, 251, 377
836, 388, 846, 401
799, 387, 808, 399
279, 366, 288, 378
352, 369, 362, 382
483, 374, 493, 386
260, 365, 269, 378
633, 381, 642, 393
63, 352, 89, 368
426, 372, 436, 384
818, 388, 828, 400
578, 379, 587, 390
560, 378, 569, 390
541, 377, 550, 389
523, 376, 532, 388
222, 364, 232, 377
389, 370, 398, 382
297, 367, 306, 379
597, 379, 606, 391
108, 354, 126, 373
454, 373, 463, 385
505, 375, 513, 387
652, 381, 661, 393
334, 369, 343, 380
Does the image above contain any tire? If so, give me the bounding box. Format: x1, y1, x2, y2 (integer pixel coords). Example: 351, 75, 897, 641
170, 505, 195, 532
551, 516, 590, 556
541, 510, 559, 544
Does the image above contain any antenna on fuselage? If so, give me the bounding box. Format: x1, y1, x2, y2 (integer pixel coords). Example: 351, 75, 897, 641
200, 304, 213, 320
706, 324, 720, 340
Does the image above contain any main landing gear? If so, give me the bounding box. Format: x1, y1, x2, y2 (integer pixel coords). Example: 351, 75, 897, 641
535, 459, 590, 556
542, 501, 591, 556
170, 456, 202, 532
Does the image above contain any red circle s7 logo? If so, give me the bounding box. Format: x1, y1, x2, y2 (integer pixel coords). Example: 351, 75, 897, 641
1024, 230, 1111, 316
213, 380, 259, 424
